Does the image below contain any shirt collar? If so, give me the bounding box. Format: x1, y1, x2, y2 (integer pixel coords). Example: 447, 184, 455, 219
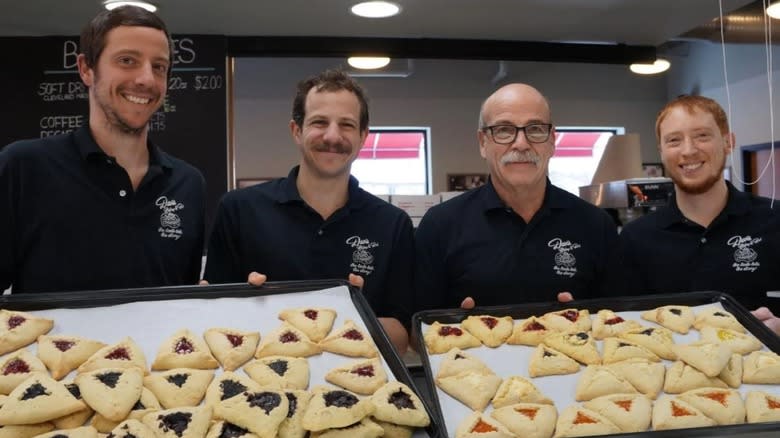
276, 165, 368, 210
656, 180, 750, 228
73, 125, 173, 169
479, 177, 574, 212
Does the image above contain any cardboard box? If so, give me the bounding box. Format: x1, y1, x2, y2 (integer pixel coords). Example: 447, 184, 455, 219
391, 194, 441, 217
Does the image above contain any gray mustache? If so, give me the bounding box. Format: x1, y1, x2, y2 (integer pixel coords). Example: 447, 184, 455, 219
500, 150, 540, 165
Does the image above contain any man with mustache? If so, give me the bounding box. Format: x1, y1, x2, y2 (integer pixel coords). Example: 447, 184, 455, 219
0, 6, 205, 294
204, 69, 414, 352
411, 83, 618, 315
615, 95, 780, 333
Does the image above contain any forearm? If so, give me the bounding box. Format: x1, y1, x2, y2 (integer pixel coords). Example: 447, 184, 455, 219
378, 317, 409, 355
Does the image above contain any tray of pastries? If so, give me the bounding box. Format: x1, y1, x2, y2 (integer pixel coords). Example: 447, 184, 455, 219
0, 279, 440, 437
412, 291, 780, 438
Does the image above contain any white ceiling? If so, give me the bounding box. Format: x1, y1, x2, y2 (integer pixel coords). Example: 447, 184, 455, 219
1, 0, 756, 46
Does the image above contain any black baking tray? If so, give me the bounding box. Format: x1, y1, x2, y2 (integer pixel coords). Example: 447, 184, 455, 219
0, 279, 443, 437
411, 291, 780, 438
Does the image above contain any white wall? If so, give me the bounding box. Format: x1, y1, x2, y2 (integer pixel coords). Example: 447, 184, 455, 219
666, 40, 780, 190
234, 58, 667, 193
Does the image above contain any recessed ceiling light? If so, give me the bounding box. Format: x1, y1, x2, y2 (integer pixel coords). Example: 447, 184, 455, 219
103, 1, 158, 13
348, 56, 391, 69
768, 2, 780, 19
350, 1, 401, 18
629, 59, 670, 75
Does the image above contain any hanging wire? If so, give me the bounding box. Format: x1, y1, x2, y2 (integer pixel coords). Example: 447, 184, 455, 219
722, 0, 777, 207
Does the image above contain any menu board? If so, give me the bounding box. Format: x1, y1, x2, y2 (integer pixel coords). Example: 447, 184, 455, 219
0, 35, 228, 239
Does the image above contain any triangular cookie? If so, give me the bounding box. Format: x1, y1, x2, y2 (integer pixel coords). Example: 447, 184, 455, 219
0, 348, 47, 394
718, 353, 742, 388
672, 341, 731, 377
539, 308, 591, 333
371, 417, 413, 438
591, 309, 641, 340
151, 329, 219, 371
0, 310, 53, 356
745, 390, 780, 423
542, 331, 601, 365
699, 326, 762, 355
583, 393, 652, 432
143, 368, 215, 409
142, 405, 212, 438
319, 320, 378, 358
0, 372, 85, 425
77, 337, 147, 374
52, 380, 94, 430
435, 371, 502, 411
91, 387, 161, 433
204, 371, 262, 414
278, 389, 312, 438
255, 322, 322, 358
602, 337, 660, 364
490, 402, 557, 438
75, 367, 143, 421
606, 358, 665, 399
310, 417, 384, 438
243, 356, 310, 390
554, 405, 621, 437
301, 386, 375, 432
693, 307, 745, 333
491, 376, 553, 408
528, 344, 580, 378
651, 395, 716, 430
455, 411, 514, 438
663, 361, 728, 394
679, 387, 745, 425
325, 358, 387, 395
107, 419, 157, 438
506, 316, 555, 346
641, 305, 694, 334
423, 322, 481, 355
460, 315, 513, 348
436, 348, 493, 379
34, 426, 99, 438
743, 351, 780, 384
206, 421, 259, 438
37, 335, 106, 380
574, 365, 638, 401
279, 307, 337, 343
619, 326, 676, 360
370, 381, 430, 427
214, 388, 288, 437
203, 327, 260, 371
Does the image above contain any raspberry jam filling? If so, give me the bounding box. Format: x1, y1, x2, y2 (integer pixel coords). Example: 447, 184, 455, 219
53, 340, 76, 352
226, 334, 244, 347
174, 338, 195, 354
3, 359, 30, 375
481, 317, 498, 329
439, 326, 463, 337
304, 309, 318, 320
105, 347, 131, 360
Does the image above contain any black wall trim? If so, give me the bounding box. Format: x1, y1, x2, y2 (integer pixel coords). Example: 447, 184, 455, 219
227, 36, 656, 65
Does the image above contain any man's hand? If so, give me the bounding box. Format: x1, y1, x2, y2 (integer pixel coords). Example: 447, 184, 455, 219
248, 272, 267, 286
460, 292, 573, 310
348, 274, 364, 288
752, 307, 780, 335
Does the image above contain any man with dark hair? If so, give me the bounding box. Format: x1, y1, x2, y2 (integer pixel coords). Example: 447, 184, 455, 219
204, 69, 414, 352
616, 95, 780, 333
412, 83, 617, 314
0, 6, 205, 293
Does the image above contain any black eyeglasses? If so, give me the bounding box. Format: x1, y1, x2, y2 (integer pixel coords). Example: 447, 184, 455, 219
482, 123, 553, 144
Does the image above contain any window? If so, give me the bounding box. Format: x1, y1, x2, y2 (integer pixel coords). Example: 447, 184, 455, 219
549, 127, 625, 195
351, 127, 431, 195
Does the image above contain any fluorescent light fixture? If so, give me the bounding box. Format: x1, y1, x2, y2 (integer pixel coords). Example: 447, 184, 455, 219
629, 58, 670, 75
350, 1, 400, 18
103, 1, 157, 12
348, 56, 391, 69
768, 2, 780, 19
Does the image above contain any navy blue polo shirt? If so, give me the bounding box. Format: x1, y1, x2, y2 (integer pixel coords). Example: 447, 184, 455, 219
0, 126, 206, 293
413, 179, 618, 315
616, 182, 780, 311
204, 166, 415, 321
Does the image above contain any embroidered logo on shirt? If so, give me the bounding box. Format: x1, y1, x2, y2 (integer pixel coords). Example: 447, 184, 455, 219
346, 235, 379, 276
727, 235, 761, 272
548, 237, 581, 278
156, 196, 184, 240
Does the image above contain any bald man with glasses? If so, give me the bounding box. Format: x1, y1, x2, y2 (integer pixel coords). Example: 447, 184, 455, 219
410, 83, 618, 317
